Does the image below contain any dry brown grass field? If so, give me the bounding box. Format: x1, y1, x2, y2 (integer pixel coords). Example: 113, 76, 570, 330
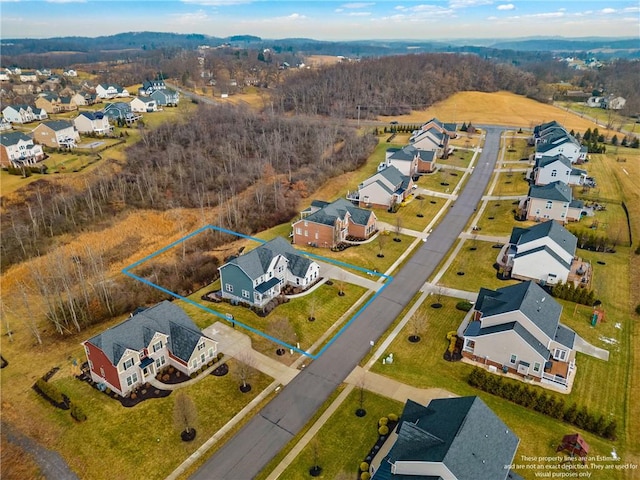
385, 91, 619, 136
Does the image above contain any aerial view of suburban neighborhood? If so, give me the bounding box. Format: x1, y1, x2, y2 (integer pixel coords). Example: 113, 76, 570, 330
1, 2, 639, 480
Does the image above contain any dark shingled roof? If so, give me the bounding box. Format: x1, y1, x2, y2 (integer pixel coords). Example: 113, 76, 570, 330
0, 131, 32, 146
40, 119, 73, 132
555, 324, 576, 349
464, 321, 550, 359
528, 181, 573, 202
304, 198, 374, 227
85, 301, 208, 365
509, 220, 577, 258
377, 397, 519, 480
225, 237, 315, 280
474, 281, 562, 341
535, 154, 572, 170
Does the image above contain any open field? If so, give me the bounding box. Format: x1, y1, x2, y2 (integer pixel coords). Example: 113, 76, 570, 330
387, 91, 622, 136
556, 101, 639, 136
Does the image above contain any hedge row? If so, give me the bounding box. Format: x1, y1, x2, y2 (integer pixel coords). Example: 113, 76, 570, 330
551, 282, 596, 306
468, 368, 616, 440
33, 377, 87, 422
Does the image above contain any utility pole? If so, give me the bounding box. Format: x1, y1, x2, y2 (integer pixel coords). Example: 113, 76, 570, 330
357, 105, 361, 127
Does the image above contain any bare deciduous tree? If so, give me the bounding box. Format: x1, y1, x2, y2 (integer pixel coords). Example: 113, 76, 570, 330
234, 351, 256, 392
173, 392, 198, 435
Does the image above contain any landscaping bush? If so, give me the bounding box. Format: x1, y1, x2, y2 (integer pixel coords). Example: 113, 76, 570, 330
360, 462, 369, 472
455, 301, 473, 312
378, 425, 389, 436
378, 417, 388, 427
635, 304, 640, 316
70, 403, 87, 422
33, 378, 70, 410
467, 368, 615, 439
388, 413, 398, 422
361, 473, 371, 480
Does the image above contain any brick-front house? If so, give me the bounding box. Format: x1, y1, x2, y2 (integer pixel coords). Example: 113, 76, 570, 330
347, 165, 414, 209
32, 120, 80, 148
83, 301, 217, 397
370, 396, 520, 480
218, 237, 320, 308
497, 220, 590, 286
461, 281, 577, 389
520, 181, 585, 224
292, 198, 377, 248
0, 131, 45, 168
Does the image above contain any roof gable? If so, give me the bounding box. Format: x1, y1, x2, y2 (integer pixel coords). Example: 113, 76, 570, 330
511, 220, 577, 257
0, 131, 32, 146
304, 198, 373, 227
528, 181, 572, 202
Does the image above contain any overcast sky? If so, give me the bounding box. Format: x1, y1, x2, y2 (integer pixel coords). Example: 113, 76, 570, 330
1, 0, 638, 40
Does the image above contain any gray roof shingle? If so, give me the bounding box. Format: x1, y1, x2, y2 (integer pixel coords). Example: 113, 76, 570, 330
528, 181, 573, 202
509, 220, 577, 257
304, 198, 373, 227
382, 397, 519, 480
85, 301, 207, 364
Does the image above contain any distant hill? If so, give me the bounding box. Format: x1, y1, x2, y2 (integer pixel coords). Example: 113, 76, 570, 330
489, 37, 640, 53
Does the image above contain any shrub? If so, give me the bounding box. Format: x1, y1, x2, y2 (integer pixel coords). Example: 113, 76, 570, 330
162, 374, 170, 382
35, 378, 64, 404
360, 462, 369, 472
130, 393, 137, 400
105, 388, 112, 395
456, 301, 473, 312
378, 425, 389, 436
217, 352, 224, 361
361, 473, 371, 480
70, 403, 87, 422
388, 413, 398, 422
635, 304, 640, 316
378, 417, 388, 427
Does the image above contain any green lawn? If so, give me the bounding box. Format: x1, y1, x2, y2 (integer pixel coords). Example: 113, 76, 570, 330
369, 296, 625, 480
474, 201, 533, 236
503, 136, 533, 162
437, 239, 518, 291
440, 148, 475, 168
38, 359, 273, 480
181, 282, 368, 355
276, 389, 402, 479
375, 194, 445, 231
419, 169, 463, 193
491, 171, 530, 197
567, 204, 632, 247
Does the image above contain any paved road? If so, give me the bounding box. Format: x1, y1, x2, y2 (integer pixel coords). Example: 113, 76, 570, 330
190, 127, 504, 480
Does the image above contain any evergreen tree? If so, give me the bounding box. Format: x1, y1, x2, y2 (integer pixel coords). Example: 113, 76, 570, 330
611, 135, 618, 146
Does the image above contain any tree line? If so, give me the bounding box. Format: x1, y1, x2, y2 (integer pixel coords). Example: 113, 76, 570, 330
270, 53, 538, 118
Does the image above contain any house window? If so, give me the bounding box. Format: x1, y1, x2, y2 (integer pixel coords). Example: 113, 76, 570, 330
545, 201, 553, 209
315, 232, 319, 240
123, 358, 134, 370
126, 373, 138, 387
551, 170, 557, 177
533, 362, 541, 373
197, 341, 206, 351
155, 356, 166, 368
553, 348, 568, 361
208, 348, 215, 358
152, 341, 163, 352
225, 283, 233, 293
304, 221, 308, 227
278, 265, 284, 273
304, 230, 308, 237
509, 354, 517, 364
295, 227, 302, 235
242, 289, 250, 299
200, 353, 206, 363
88, 360, 93, 370
191, 359, 198, 369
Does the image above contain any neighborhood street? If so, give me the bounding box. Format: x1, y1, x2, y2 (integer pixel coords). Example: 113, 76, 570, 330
189, 127, 504, 480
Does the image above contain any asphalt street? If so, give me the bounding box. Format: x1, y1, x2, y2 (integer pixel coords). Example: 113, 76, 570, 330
190, 127, 504, 480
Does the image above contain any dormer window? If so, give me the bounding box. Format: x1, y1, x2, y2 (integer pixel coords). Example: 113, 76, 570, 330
123, 357, 134, 370
152, 340, 163, 352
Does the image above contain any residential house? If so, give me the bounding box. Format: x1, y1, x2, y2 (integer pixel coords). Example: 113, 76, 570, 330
150, 88, 180, 107
130, 96, 158, 113
96, 83, 129, 99
370, 396, 520, 480
0, 118, 11, 132
2, 104, 44, 124
601, 96, 626, 110
409, 128, 447, 158
461, 281, 577, 389
586, 96, 603, 108
19, 71, 38, 82
70, 93, 88, 107
82, 301, 217, 397
0, 131, 45, 167
36, 69, 52, 77
383, 145, 437, 176
63, 69, 78, 77
532, 154, 587, 186
32, 120, 80, 148
73, 111, 111, 135
138, 79, 166, 96
218, 237, 320, 308
497, 220, 590, 287
292, 198, 378, 248
0, 71, 9, 82
347, 165, 414, 209
12, 84, 38, 95
32, 107, 48, 121
413, 117, 458, 139
102, 102, 137, 123
533, 124, 587, 164
35, 93, 62, 114
520, 181, 585, 224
